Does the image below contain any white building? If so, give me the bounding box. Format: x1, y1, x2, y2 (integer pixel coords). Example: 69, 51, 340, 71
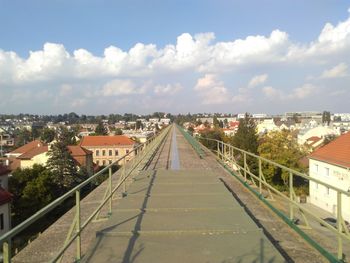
309, 132, 350, 221
256, 119, 278, 134
298, 126, 339, 145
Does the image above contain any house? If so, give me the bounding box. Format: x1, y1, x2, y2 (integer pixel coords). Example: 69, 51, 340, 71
5, 140, 45, 158
298, 126, 338, 145
308, 132, 350, 221
256, 119, 278, 134
80, 136, 136, 166
0, 165, 12, 236
4, 141, 93, 175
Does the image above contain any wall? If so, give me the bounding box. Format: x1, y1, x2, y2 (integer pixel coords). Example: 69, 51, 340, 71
309, 159, 350, 221
84, 145, 135, 166
20, 152, 49, 169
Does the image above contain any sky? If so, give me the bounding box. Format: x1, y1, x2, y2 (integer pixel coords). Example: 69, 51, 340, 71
0, 0, 350, 115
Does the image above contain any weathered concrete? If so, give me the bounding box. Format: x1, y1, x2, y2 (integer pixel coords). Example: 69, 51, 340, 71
83, 169, 286, 263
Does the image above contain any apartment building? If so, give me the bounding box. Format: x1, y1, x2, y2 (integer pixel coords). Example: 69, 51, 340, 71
80, 136, 136, 166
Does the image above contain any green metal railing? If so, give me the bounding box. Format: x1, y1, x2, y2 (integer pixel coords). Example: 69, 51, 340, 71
0, 126, 171, 263
176, 124, 204, 158
199, 137, 349, 263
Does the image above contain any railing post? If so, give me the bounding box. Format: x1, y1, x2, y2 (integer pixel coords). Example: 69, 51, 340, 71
3, 241, 11, 263
258, 158, 262, 195
75, 190, 81, 261
289, 172, 294, 221
123, 158, 126, 193
337, 191, 343, 260
243, 152, 247, 182
217, 141, 219, 158
108, 167, 112, 215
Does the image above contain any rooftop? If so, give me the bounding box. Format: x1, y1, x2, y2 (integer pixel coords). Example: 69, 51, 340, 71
80, 136, 135, 147
309, 131, 350, 168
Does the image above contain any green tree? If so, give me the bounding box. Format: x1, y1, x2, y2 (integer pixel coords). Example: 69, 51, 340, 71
9, 165, 56, 224
40, 128, 55, 143
46, 141, 78, 192
322, 111, 331, 125
95, 122, 108, 135
136, 120, 142, 130
187, 126, 194, 135
115, 128, 123, 135
14, 128, 32, 147
231, 113, 259, 174
258, 130, 307, 188
213, 116, 220, 128
199, 129, 224, 151
231, 113, 258, 154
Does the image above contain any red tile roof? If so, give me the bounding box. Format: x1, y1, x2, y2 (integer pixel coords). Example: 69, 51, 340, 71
10, 140, 46, 154
0, 187, 12, 205
309, 131, 350, 168
18, 146, 49, 160
68, 146, 92, 156
80, 136, 135, 147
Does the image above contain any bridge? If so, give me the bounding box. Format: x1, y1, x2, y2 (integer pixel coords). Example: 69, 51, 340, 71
1, 124, 349, 262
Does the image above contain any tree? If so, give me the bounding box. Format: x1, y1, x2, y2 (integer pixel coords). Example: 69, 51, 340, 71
115, 128, 123, 135
40, 128, 55, 143
9, 165, 56, 224
187, 126, 194, 135
231, 113, 258, 154
213, 116, 220, 128
136, 120, 142, 130
57, 126, 76, 145
95, 122, 108, 135
322, 111, 331, 125
199, 129, 224, 151
231, 113, 259, 174
258, 130, 308, 188
14, 128, 32, 147
46, 141, 78, 193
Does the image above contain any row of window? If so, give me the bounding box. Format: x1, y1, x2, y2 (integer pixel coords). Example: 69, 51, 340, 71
313, 164, 330, 177
314, 182, 331, 195
96, 159, 130, 166
95, 149, 129, 157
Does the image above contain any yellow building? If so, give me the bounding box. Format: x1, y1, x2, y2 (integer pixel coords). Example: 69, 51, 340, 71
80, 136, 136, 166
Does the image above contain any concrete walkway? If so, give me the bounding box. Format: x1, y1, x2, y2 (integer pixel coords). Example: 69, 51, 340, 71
170, 127, 180, 170
83, 169, 286, 263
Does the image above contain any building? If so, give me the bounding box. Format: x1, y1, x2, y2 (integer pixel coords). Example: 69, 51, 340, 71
298, 126, 339, 145
0, 166, 12, 236
4, 141, 93, 175
80, 136, 136, 166
308, 132, 350, 221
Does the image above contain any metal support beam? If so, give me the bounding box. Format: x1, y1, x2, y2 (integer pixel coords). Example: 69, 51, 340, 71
289, 172, 294, 221
75, 190, 81, 261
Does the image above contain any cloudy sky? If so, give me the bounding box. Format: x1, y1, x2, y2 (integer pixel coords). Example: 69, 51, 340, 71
1, 1, 350, 115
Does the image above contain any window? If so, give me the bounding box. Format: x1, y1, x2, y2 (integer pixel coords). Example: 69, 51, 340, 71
314, 164, 318, 173
102, 150, 106, 156
96, 150, 100, 156
126, 149, 129, 154
315, 183, 318, 189
109, 160, 112, 164
96, 160, 100, 165
326, 187, 330, 195
0, 214, 4, 230
325, 167, 330, 176
103, 160, 106, 165
109, 150, 112, 156
115, 150, 119, 156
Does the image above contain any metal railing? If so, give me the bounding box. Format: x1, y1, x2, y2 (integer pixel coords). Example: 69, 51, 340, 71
199, 137, 349, 263
0, 125, 171, 263
176, 124, 204, 158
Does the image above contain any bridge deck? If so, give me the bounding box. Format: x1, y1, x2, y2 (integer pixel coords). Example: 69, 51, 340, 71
82, 127, 286, 263
83, 169, 285, 263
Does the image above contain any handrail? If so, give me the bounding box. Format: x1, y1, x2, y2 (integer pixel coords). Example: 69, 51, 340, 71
0, 125, 171, 262
198, 135, 349, 262
176, 124, 204, 158
200, 137, 350, 196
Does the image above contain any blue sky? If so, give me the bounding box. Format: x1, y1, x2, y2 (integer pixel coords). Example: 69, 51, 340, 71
0, 1, 350, 114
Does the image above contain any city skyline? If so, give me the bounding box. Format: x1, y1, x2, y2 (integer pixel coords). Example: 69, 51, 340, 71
1, 1, 350, 114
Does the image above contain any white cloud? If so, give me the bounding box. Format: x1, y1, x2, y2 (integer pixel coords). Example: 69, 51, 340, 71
59, 84, 72, 96
248, 74, 268, 88
194, 74, 230, 104
321, 63, 348, 78
100, 79, 146, 96
262, 84, 317, 100
154, 83, 183, 95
